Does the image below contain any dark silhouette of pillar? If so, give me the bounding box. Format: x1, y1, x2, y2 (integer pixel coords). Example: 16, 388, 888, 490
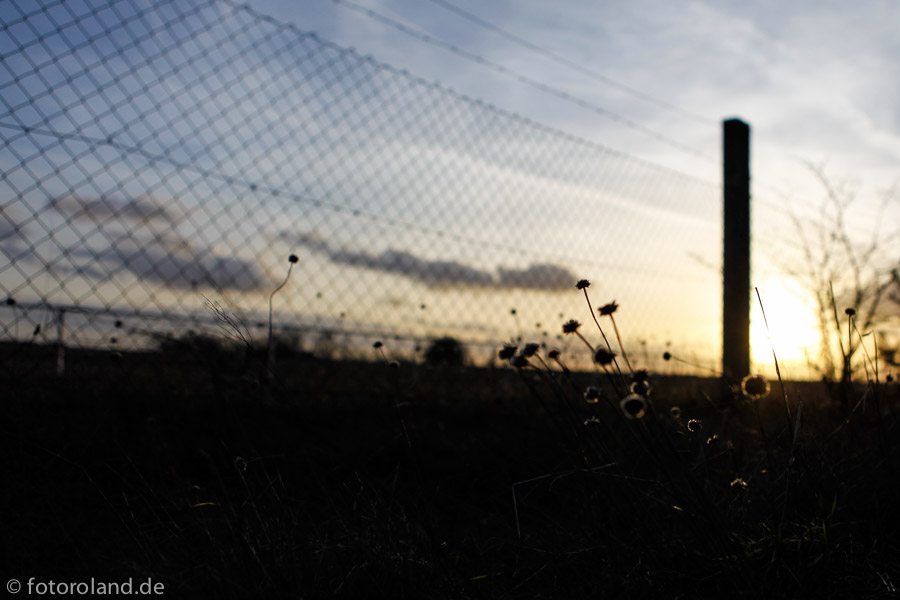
722, 118, 750, 381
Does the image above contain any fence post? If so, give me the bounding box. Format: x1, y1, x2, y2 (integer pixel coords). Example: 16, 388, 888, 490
722, 118, 750, 381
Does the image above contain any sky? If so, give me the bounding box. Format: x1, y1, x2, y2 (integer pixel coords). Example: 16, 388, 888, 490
238, 0, 900, 373
245, 0, 900, 193
1, 0, 898, 377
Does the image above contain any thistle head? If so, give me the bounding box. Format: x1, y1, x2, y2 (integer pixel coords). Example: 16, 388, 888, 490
562, 319, 581, 334
522, 342, 540, 358
510, 354, 530, 369
620, 394, 646, 419
498, 343, 518, 360
740, 374, 770, 400
630, 380, 652, 397
583, 386, 602, 404
593, 347, 616, 366
598, 301, 618, 316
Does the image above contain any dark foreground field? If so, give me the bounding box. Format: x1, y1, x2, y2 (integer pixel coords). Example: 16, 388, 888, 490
3, 342, 900, 599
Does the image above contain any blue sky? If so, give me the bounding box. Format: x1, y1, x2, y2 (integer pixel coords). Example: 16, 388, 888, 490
246, 0, 900, 198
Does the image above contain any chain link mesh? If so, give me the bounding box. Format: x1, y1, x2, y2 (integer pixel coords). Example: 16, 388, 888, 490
1, 0, 723, 369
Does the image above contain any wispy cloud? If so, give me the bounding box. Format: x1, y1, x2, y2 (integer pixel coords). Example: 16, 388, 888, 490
46, 195, 267, 292
287, 230, 575, 291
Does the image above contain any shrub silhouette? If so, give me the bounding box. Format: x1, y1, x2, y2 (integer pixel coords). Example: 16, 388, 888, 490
424, 337, 466, 366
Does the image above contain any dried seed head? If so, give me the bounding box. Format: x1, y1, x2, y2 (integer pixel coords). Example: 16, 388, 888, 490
630, 380, 652, 397
730, 478, 748, 489
498, 343, 518, 360
845, 307, 856, 317
583, 416, 601, 426
372, 341, 383, 349
593, 347, 616, 366
663, 352, 672, 361
687, 419, 701, 432
670, 406, 681, 419
620, 394, 646, 419
547, 349, 561, 360
741, 374, 771, 400
562, 319, 581, 334
288, 254, 299, 264
632, 369, 650, 383
583, 386, 602, 404
234, 456, 248, 472
575, 279, 590, 290
510, 354, 530, 369
5, 297, 15, 306
598, 301, 618, 316
522, 343, 540, 357
707, 434, 719, 445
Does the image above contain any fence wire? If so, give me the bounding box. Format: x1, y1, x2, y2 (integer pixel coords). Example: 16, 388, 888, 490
0, 0, 723, 369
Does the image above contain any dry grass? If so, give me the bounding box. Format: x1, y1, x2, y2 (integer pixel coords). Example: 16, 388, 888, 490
2, 338, 900, 598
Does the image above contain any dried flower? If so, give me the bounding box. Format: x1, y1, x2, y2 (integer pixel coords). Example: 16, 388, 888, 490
498, 343, 518, 360
593, 347, 616, 366
632, 369, 649, 383
707, 434, 719, 445
670, 406, 681, 419
511, 354, 529, 369
583, 416, 601, 426
630, 380, 652, 397
373, 341, 383, 349
522, 342, 540, 357
5, 297, 15, 306
288, 254, 299, 264
562, 319, 581, 334
547, 349, 560, 360
619, 394, 646, 419
741, 374, 770, 400
597, 301, 618, 316
234, 456, 248, 471
583, 386, 602, 404
663, 352, 672, 361
845, 307, 856, 317
730, 478, 748, 489
687, 419, 701, 432
575, 279, 590, 290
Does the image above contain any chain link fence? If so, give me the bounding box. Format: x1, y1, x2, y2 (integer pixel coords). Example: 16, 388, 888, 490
1, 0, 723, 371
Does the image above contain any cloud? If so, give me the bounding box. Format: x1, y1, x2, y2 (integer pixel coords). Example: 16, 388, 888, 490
67, 242, 266, 292
47, 196, 266, 292
46, 195, 180, 225
286, 230, 575, 291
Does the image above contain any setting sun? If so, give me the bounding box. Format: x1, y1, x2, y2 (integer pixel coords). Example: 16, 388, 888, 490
750, 277, 822, 376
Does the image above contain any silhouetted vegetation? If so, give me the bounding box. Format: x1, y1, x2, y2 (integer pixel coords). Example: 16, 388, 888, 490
4, 340, 900, 599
